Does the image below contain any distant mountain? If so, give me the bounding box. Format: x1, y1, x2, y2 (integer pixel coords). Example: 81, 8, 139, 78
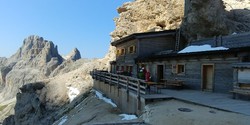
0, 35, 64, 100
0, 35, 110, 125
63, 48, 81, 61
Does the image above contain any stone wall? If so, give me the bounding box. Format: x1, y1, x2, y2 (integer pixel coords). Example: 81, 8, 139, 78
93, 80, 145, 115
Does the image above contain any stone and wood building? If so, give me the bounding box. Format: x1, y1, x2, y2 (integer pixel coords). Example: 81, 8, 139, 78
110, 31, 250, 94
110, 30, 186, 78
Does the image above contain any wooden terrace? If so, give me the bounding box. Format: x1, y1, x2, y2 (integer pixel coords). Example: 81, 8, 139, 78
91, 70, 250, 116
90, 70, 171, 100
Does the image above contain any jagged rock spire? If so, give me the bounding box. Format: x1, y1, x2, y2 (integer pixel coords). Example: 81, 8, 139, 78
65, 48, 81, 61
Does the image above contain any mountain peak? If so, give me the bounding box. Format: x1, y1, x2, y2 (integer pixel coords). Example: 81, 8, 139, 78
10, 35, 62, 63
64, 48, 81, 61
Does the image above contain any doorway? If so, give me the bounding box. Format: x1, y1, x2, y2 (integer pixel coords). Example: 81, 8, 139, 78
157, 65, 164, 82
202, 65, 214, 91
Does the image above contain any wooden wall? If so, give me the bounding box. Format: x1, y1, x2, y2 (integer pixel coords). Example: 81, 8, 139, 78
115, 34, 177, 78
115, 39, 138, 77
190, 32, 250, 48
138, 36, 176, 57
146, 56, 239, 93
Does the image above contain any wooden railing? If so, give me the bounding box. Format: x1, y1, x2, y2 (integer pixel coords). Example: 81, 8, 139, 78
90, 70, 147, 95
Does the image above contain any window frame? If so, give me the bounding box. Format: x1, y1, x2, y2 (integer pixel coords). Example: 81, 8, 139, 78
120, 48, 125, 55
128, 45, 136, 54
116, 49, 120, 56
172, 63, 185, 75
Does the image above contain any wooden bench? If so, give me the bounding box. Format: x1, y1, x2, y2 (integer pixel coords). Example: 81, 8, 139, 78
230, 83, 250, 99
145, 82, 164, 94
230, 89, 250, 99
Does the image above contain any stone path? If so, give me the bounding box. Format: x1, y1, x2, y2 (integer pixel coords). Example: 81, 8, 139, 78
159, 89, 250, 116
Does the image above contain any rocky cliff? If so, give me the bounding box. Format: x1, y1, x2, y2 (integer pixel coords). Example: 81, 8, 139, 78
110, 0, 250, 42
182, 0, 250, 41
0, 35, 64, 101
63, 48, 81, 61
0, 35, 111, 124
111, 0, 184, 42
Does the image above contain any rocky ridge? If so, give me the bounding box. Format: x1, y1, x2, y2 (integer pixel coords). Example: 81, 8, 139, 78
1, 58, 110, 125
0, 35, 102, 124
63, 48, 81, 61
0, 35, 63, 101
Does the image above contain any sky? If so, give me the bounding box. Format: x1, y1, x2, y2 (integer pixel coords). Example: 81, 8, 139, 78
0, 0, 131, 58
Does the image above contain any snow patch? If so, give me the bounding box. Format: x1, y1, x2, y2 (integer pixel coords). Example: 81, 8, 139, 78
119, 114, 138, 120
95, 90, 117, 107
178, 44, 229, 54
67, 87, 80, 102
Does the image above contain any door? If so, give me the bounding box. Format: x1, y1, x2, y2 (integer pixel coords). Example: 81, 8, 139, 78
202, 65, 214, 91
157, 65, 164, 82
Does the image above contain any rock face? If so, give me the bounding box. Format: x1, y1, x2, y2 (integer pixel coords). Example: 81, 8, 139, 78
111, 0, 184, 42
2, 57, 109, 125
0, 35, 64, 101
10, 35, 63, 75
11, 35, 61, 62
182, 0, 250, 41
182, 0, 229, 41
0, 57, 7, 86
0, 35, 109, 124
224, 0, 250, 33
110, 0, 250, 42
3, 82, 66, 125
64, 48, 81, 61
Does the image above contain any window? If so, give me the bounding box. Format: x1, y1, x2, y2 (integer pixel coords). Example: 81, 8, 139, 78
116, 49, 120, 56
172, 64, 185, 74
128, 45, 136, 54
177, 64, 185, 74
121, 48, 125, 55
116, 48, 125, 56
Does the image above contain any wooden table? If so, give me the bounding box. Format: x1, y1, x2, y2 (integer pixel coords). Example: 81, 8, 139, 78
161, 79, 184, 88
145, 82, 164, 94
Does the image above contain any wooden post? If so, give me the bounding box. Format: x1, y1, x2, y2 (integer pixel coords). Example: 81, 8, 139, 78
117, 75, 120, 97
137, 80, 141, 114
126, 77, 129, 102
96, 71, 99, 80
233, 69, 238, 88
104, 72, 106, 83
99, 71, 101, 81
108, 73, 111, 93
109, 73, 112, 84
